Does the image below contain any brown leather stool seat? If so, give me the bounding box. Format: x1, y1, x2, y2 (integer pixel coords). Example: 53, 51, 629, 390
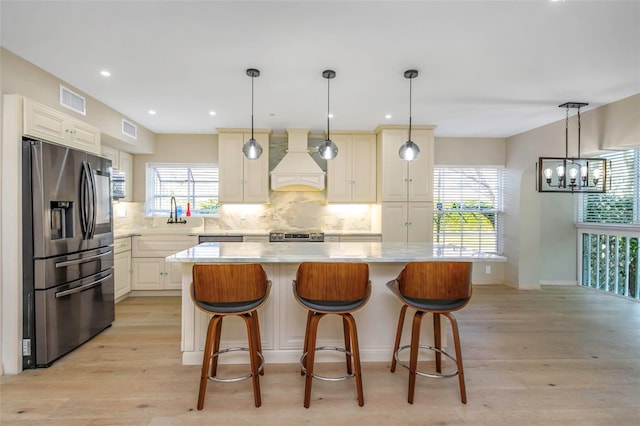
293, 262, 371, 408
191, 263, 271, 409
387, 261, 473, 404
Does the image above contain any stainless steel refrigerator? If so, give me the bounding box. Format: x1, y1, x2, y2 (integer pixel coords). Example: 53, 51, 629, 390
22, 137, 115, 368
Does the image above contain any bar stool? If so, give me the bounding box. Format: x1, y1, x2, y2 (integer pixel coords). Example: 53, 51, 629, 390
387, 261, 473, 404
190, 263, 271, 410
292, 262, 371, 408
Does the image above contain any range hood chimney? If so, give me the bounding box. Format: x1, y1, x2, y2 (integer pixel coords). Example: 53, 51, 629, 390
270, 128, 325, 191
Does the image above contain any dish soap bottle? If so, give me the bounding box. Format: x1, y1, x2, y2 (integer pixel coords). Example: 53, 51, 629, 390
186, 203, 191, 217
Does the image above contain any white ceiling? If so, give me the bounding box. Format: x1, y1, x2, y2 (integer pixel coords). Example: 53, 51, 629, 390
1, 0, 639, 138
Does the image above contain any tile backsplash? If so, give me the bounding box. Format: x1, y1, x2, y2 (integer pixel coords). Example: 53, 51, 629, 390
113, 191, 378, 233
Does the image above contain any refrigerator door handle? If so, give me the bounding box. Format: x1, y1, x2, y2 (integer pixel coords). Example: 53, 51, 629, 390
80, 161, 90, 238
55, 273, 112, 298
55, 249, 113, 268
89, 163, 97, 239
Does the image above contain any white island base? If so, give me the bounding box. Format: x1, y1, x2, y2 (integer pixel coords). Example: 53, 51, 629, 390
169, 242, 506, 366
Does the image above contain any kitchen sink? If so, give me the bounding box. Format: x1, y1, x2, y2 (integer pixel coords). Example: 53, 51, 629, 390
137, 217, 205, 234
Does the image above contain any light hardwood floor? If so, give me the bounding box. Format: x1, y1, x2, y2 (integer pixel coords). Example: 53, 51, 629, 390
1, 285, 639, 425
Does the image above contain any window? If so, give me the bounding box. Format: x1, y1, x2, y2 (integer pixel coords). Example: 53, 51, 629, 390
578, 148, 639, 300
145, 163, 219, 216
433, 167, 504, 253
578, 149, 640, 225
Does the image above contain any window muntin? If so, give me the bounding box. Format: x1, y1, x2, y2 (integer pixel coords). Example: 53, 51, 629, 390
145, 163, 219, 217
433, 167, 504, 253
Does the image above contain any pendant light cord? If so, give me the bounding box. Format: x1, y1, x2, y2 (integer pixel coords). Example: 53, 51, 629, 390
327, 76, 331, 141
251, 73, 255, 141
564, 105, 569, 158
577, 107, 581, 158
408, 76, 413, 143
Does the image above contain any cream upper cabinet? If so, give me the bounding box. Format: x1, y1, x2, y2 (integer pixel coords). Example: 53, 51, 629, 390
218, 129, 270, 203
327, 133, 377, 203
102, 146, 133, 201
101, 145, 119, 168
378, 127, 434, 202
23, 98, 101, 154
381, 202, 434, 243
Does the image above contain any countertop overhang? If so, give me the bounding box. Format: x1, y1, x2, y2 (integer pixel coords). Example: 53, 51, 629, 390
166, 241, 506, 264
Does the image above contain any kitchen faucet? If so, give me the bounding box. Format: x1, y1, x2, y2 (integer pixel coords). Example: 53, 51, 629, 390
167, 196, 187, 224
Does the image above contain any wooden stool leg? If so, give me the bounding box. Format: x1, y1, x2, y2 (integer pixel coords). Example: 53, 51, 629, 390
210, 316, 223, 377
433, 312, 442, 373
301, 310, 313, 376
408, 310, 424, 404
343, 316, 353, 375
304, 312, 323, 408
198, 315, 222, 410
242, 313, 261, 407
391, 305, 408, 373
444, 312, 467, 404
251, 311, 265, 376
344, 314, 364, 407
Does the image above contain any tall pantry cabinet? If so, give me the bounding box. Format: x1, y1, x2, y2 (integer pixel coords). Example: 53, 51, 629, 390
377, 126, 435, 242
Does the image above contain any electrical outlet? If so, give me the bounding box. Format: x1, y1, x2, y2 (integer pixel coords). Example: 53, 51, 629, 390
22, 339, 31, 356
485, 265, 492, 274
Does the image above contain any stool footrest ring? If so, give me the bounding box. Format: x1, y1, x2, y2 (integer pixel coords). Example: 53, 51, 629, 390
300, 346, 355, 382
394, 344, 459, 379
208, 347, 264, 383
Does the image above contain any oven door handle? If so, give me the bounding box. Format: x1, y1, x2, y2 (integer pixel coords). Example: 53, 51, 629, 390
55, 273, 112, 298
55, 249, 113, 268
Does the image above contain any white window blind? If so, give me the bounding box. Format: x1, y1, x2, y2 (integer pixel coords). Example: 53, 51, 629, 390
579, 149, 640, 224
145, 163, 219, 216
433, 167, 504, 253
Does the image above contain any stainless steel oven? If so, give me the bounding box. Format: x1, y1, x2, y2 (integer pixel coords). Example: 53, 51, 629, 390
269, 231, 324, 242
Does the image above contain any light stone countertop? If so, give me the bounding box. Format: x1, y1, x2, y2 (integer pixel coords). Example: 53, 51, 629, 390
166, 241, 506, 264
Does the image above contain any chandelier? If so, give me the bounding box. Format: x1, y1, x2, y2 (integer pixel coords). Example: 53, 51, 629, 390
537, 102, 608, 193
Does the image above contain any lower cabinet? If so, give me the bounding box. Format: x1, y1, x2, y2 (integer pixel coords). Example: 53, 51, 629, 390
131, 258, 183, 290
113, 237, 132, 302
131, 235, 198, 292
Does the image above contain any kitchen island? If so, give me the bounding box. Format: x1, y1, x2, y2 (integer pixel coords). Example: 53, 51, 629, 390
167, 242, 505, 365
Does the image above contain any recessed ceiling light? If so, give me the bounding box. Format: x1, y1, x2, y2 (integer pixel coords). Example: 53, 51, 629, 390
148, 110, 156, 115
209, 111, 216, 116
100, 70, 111, 77
385, 114, 392, 119
328, 113, 334, 118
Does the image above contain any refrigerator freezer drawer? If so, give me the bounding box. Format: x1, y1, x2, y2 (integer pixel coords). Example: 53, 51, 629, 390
34, 273, 114, 367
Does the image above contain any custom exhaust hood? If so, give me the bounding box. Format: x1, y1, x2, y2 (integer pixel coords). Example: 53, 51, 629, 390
270, 128, 326, 191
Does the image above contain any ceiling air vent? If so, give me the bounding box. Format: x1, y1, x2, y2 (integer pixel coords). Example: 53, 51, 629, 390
122, 119, 137, 139
59, 85, 86, 115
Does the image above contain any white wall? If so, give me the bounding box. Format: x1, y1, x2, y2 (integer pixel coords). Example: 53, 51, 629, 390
435, 137, 506, 166
132, 134, 218, 201
0, 48, 156, 154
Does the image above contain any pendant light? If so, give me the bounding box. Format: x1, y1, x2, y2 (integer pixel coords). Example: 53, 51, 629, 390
242, 68, 263, 160
319, 69, 338, 160
536, 102, 608, 193
398, 69, 420, 161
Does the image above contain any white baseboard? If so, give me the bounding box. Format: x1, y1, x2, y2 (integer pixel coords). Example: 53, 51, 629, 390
539, 280, 578, 286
